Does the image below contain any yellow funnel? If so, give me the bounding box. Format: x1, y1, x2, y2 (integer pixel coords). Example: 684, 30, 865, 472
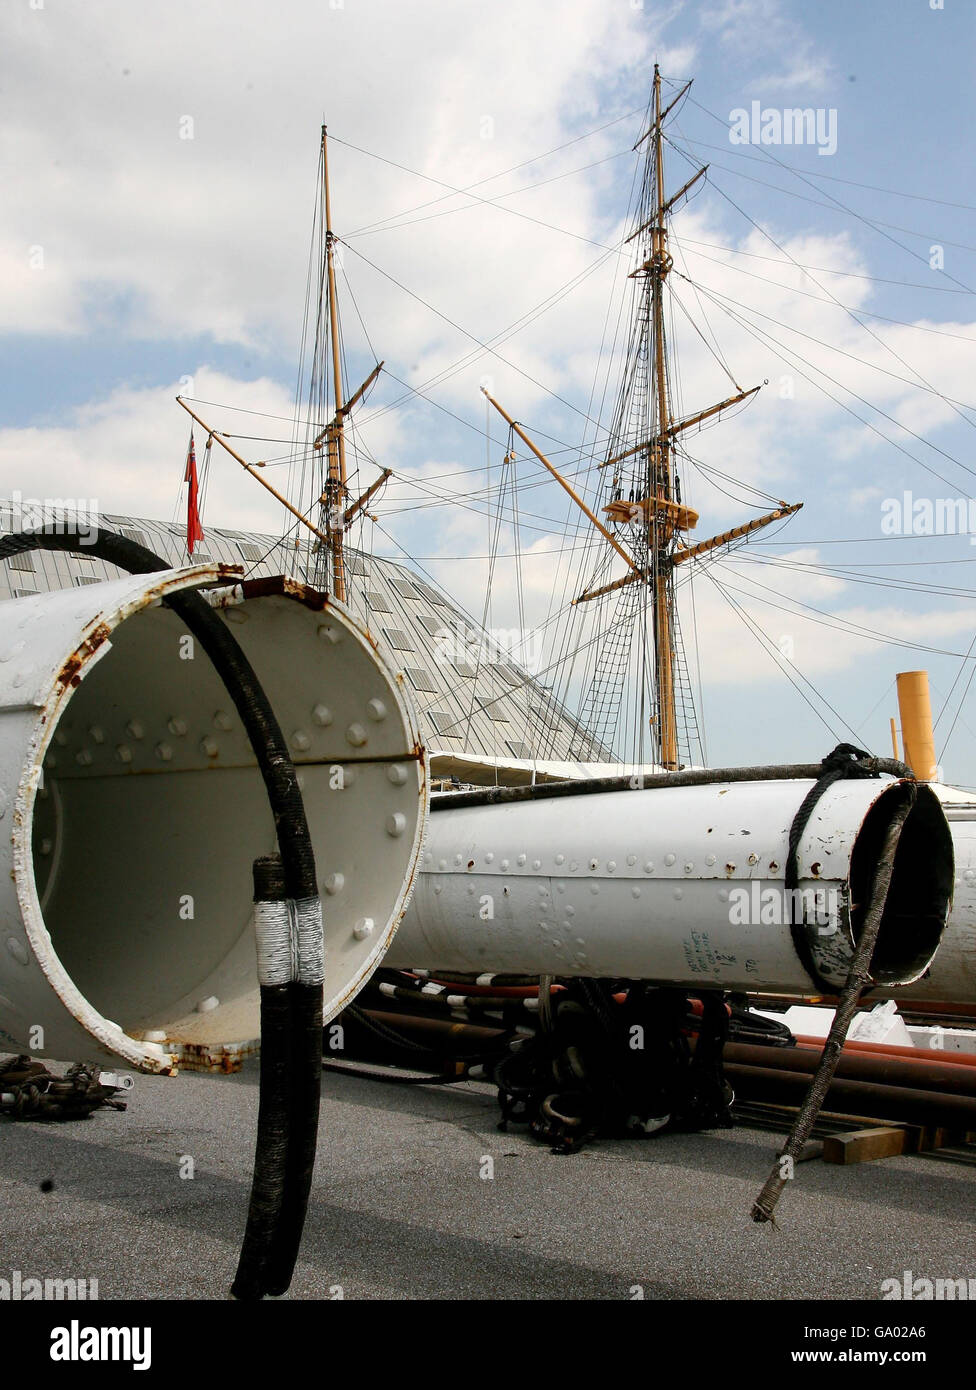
896, 670, 938, 781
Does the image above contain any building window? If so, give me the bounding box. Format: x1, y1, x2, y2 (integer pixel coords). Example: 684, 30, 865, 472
428, 710, 463, 737
6, 552, 34, 572
415, 581, 447, 606
496, 664, 523, 688
476, 698, 510, 723
389, 576, 421, 600
405, 666, 438, 693
366, 589, 393, 613
505, 741, 534, 759
382, 628, 414, 652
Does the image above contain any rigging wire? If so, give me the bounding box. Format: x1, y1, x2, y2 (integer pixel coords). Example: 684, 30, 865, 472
677, 242, 976, 349
348, 149, 633, 240
682, 274, 976, 500
671, 112, 976, 293
934, 629, 976, 737
668, 131, 976, 216
732, 549, 976, 601
699, 566, 868, 746
327, 133, 633, 254
341, 239, 621, 431
343, 104, 646, 238
667, 161, 976, 445
712, 565, 976, 662
939, 658, 976, 769
676, 235, 975, 293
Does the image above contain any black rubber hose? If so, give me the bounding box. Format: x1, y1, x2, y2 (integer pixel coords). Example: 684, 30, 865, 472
232, 856, 293, 1301
0, 529, 320, 1298
264, 974, 323, 1295
432, 756, 915, 811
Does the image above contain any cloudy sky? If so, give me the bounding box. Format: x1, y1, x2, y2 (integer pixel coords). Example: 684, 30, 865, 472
5, 0, 976, 781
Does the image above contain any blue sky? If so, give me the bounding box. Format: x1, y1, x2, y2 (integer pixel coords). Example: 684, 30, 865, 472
4, 0, 976, 782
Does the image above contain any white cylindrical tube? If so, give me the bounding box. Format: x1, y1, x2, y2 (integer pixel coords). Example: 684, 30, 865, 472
876, 810, 976, 1005
0, 569, 426, 1071
387, 777, 952, 996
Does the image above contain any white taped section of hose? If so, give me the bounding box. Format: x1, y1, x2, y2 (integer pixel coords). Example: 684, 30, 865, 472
254, 898, 324, 987
255, 901, 294, 987
293, 898, 325, 988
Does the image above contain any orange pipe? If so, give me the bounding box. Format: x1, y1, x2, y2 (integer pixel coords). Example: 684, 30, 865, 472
422, 977, 565, 999
795, 1033, 976, 1067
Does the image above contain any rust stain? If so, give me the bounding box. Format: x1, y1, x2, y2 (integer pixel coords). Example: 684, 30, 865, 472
172, 1041, 253, 1073
239, 574, 331, 611
55, 623, 112, 690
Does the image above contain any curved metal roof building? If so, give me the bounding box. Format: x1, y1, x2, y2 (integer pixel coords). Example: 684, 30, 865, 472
0, 506, 613, 780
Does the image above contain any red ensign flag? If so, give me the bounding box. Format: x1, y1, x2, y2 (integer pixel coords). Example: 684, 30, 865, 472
184, 430, 205, 555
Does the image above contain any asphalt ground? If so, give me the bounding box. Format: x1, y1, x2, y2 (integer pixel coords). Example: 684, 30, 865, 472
1, 1057, 974, 1301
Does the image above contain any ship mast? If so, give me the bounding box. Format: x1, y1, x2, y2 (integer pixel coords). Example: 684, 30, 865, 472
649, 62, 680, 768
310, 126, 387, 602
485, 65, 800, 769
320, 126, 349, 601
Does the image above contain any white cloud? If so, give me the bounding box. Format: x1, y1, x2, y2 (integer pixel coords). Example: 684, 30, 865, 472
0, 366, 403, 538
2, 0, 669, 356
698, 0, 832, 92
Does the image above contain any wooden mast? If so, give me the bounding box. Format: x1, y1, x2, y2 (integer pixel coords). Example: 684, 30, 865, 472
594, 66, 798, 767
485, 66, 801, 771
321, 125, 349, 603
648, 63, 679, 768
313, 130, 389, 601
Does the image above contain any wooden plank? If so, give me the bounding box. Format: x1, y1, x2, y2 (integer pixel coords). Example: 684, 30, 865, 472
777, 1140, 822, 1164
822, 1127, 907, 1165
733, 1100, 924, 1153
